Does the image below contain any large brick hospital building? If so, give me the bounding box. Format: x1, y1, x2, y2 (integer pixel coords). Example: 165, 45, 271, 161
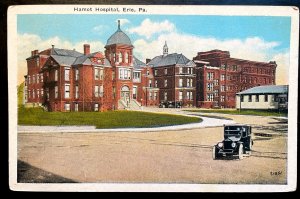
24, 21, 277, 111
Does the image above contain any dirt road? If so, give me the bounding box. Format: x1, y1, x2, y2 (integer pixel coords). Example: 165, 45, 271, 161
17, 114, 287, 184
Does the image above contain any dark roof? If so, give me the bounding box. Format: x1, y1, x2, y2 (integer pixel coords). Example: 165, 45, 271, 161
73, 55, 92, 65
106, 26, 132, 47
237, 85, 288, 95
52, 48, 83, 57
133, 56, 146, 69
147, 53, 193, 67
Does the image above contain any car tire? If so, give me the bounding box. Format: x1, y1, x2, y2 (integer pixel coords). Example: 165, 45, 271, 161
238, 144, 244, 160
212, 146, 218, 160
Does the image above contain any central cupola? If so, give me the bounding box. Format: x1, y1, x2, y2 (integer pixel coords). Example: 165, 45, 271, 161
106, 20, 132, 47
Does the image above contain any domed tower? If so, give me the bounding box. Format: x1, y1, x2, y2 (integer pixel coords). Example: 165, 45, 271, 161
105, 20, 134, 109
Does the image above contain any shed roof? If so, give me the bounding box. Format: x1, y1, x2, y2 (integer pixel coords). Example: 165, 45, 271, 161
237, 85, 288, 95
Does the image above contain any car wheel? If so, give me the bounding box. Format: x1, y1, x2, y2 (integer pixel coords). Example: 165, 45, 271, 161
238, 144, 244, 160
212, 146, 218, 160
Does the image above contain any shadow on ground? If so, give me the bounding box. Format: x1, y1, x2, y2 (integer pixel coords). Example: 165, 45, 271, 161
18, 160, 77, 183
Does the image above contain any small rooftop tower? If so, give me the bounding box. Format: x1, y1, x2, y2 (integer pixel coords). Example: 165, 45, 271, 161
163, 41, 168, 57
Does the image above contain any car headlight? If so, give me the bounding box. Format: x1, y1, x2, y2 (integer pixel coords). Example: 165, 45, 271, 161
231, 143, 236, 148
217, 142, 223, 148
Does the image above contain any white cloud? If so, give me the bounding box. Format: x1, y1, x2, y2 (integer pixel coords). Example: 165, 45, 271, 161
92, 25, 109, 35
271, 52, 289, 85
128, 18, 175, 39
17, 33, 105, 84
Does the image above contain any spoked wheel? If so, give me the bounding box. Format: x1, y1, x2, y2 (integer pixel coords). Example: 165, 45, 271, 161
238, 144, 244, 160
212, 146, 218, 160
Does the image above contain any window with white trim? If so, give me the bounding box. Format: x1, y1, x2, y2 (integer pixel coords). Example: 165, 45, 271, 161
55, 70, 58, 81
40, 74, 43, 82
94, 85, 99, 97
187, 79, 190, 87
207, 83, 214, 91
154, 92, 158, 100
119, 52, 123, 63
65, 84, 70, 98
126, 52, 129, 63
75, 69, 79, 81
95, 67, 100, 80
94, 103, 99, 111
155, 80, 158, 87
207, 93, 214, 101
164, 79, 168, 87
100, 85, 104, 97
164, 68, 168, 75
41, 88, 44, 97
207, 72, 214, 80
65, 68, 70, 81
75, 103, 78, 112
55, 86, 58, 98
221, 85, 225, 92
119, 68, 131, 80
164, 92, 167, 100
221, 95, 225, 102
179, 91, 183, 100
75, 85, 79, 99
37, 89, 40, 98
179, 67, 183, 74
32, 75, 35, 84
149, 79, 152, 87
221, 74, 225, 81
64, 103, 70, 111
179, 79, 183, 87
154, 69, 158, 76
149, 92, 152, 100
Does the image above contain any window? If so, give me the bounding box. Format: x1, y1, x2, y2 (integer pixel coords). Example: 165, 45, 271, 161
119, 52, 123, 63
187, 68, 191, 74
207, 83, 214, 91
221, 74, 225, 81
126, 52, 129, 63
190, 79, 193, 87
264, 94, 268, 102
214, 90, 219, 97
241, 95, 244, 102
51, 86, 55, 98
32, 89, 35, 98
232, 65, 238, 71
179, 79, 183, 87
75, 85, 79, 99
28, 76, 31, 84
149, 79, 152, 87
75, 69, 79, 80
190, 68, 193, 74
188, 91, 193, 100
37, 89, 40, 98
221, 64, 226, 70
28, 90, 31, 98
55, 69, 58, 81
94, 103, 99, 111
65, 68, 70, 81
149, 92, 152, 100
119, 68, 131, 80
164, 79, 168, 87
207, 93, 214, 101
94, 85, 99, 97
154, 69, 158, 76
75, 103, 79, 112
207, 72, 214, 80
32, 75, 35, 84
214, 79, 219, 85
221, 95, 225, 102
164, 92, 168, 100
255, 95, 259, 102
95, 67, 99, 80
100, 85, 103, 97
113, 87, 116, 99
221, 85, 225, 92
37, 74, 39, 83
113, 53, 116, 62
65, 84, 70, 98
187, 79, 190, 87
179, 91, 183, 100
64, 103, 70, 111
40, 74, 43, 82
41, 89, 44, 97
179, 67, 183, 74
248, 95, 252, 102
155, 80, 158, 87
154, 92, 158, 100
147, 70, 150, 75
133, 72, 141, 82
164, 68, 168, 75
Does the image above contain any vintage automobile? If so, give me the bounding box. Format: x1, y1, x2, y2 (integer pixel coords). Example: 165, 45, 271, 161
159, 101, 182, 108
213, 124, 253, 160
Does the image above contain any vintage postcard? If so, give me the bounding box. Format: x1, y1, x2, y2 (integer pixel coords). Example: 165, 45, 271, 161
8, 5, 298, 192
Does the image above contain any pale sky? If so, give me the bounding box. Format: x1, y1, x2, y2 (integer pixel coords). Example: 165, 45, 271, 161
17, 15, 291, 85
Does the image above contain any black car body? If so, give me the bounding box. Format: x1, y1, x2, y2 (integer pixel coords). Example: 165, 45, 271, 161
213, 124, 253, 160
159, 101, 182, 108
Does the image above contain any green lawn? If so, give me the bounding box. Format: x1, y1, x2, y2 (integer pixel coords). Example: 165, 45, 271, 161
184, 109, 287, 117
18, 107, 202, 129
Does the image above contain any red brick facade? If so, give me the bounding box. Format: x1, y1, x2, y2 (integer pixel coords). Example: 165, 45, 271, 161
193, 50, 276, 108
24, 24, 277, 111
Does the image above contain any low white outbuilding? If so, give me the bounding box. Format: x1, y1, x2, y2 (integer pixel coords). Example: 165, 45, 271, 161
236, 85, 288, 110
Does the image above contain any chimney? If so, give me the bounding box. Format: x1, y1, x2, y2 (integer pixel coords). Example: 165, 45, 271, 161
34, 50, 39, 55
84, 44, 90, 55
31, 51, 34, 56
146, 58, 151, 64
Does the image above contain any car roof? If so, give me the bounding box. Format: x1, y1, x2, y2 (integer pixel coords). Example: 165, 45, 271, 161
224, 124, 251, 127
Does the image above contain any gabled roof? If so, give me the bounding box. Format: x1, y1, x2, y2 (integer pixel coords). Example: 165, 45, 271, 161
73, 55, 92, 65
133, 56, 146, 69
51, 55, 76, 66
147, 53, 192, 67
237, 85, 288, 95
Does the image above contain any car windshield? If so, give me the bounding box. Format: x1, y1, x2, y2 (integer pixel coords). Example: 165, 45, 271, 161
224, 126, 243, 136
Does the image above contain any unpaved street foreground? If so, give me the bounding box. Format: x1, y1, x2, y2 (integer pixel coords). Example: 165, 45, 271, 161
17, 114, 287, 184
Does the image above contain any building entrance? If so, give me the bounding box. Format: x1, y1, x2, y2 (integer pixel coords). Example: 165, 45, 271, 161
121, 86, 130, 106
